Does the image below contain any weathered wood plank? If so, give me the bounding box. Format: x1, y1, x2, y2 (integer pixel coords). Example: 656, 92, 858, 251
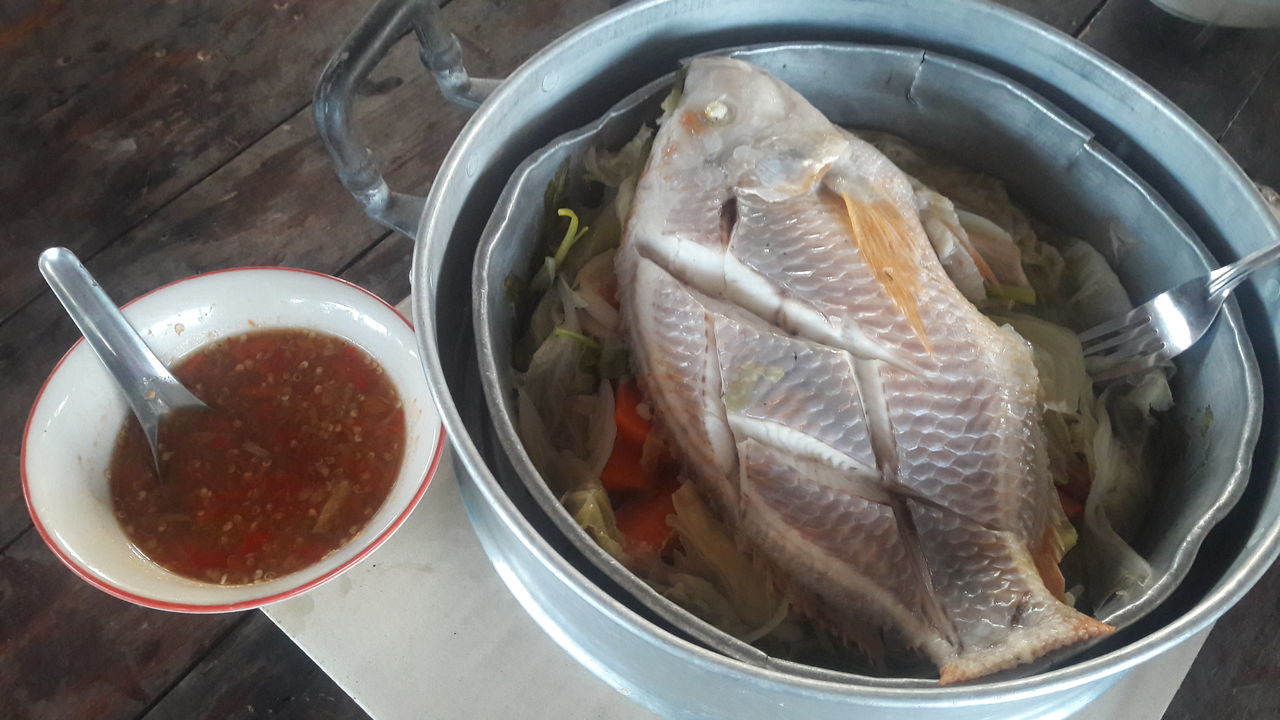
1218, 56, 1280, 190
4, 2, 1277, 719
0, 3, 614, 719
0, 0, 377, 323
2, 0, 259, 119
265, 676, 371, 720
338, 234, 414, 308
1165, 57, 1280, 709
1079, 0, 1280, 137
0, 530, 245, 720
0, 0, 616, 551
138, 613, 368, 720
1164, 560, 1280, 720
1000, 0, 1105, 34
0, 55, 428, 551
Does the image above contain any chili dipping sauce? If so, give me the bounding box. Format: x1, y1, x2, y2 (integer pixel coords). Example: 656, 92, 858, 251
108, 328, 405, 585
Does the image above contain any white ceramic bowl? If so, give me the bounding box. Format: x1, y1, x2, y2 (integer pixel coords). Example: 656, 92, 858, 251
21, 267, 444, 612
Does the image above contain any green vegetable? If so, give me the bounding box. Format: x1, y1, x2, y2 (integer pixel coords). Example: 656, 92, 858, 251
598, 343, 631, 379
1059, 239, 1134, 333
512, 282, 564, 371
563, 486, 626, 561
987, 283, 1037, 306
542, 160, 571, 253
553, 327, 601, 350
552, 208, 590, 267
584, 125, 654, 187
666, 484, 788, 640
994, 313, 1090, 414
504, 273, 525, 307
558, 210, 622, 282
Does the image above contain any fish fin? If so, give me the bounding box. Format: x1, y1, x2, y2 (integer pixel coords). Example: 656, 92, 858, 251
958, 233, 999, 285
1031, 524, 1069, 603
839, 192, 933, 352
763, 553, 890, 672
938, 609, 1113, 685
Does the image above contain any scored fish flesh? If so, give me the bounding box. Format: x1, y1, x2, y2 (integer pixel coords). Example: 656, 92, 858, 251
615, 57, 1113, 683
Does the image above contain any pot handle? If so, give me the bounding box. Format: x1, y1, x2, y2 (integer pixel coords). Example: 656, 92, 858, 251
314, 0, 499, 237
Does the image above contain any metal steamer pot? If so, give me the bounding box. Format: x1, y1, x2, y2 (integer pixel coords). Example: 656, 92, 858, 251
316, 0, 1280, 717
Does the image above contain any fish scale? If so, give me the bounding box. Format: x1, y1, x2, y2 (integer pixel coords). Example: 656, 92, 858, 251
711, 312, 878, 476
738, 439, 951, 663
616, 56, 1111, 682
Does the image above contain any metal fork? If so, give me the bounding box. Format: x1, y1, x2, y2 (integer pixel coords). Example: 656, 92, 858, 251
1079, 242, 1280, 381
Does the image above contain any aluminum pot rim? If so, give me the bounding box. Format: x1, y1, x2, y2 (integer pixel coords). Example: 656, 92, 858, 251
411, 0, 1280, 704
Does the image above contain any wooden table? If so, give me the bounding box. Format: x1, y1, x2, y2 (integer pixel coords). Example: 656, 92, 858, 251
1, 1, 1276, 718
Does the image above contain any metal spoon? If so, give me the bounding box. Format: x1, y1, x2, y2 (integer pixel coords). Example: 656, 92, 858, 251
38, 247, 209, 474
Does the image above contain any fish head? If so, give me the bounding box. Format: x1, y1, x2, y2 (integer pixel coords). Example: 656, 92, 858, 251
659, 57, 850, 202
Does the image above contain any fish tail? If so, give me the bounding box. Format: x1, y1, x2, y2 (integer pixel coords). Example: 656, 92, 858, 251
938, 605, 1113, 685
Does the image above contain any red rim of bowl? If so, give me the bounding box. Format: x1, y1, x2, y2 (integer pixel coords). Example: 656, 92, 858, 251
20, 266, 446, 613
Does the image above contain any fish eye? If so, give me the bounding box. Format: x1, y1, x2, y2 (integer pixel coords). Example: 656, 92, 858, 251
702, 100, 733, 125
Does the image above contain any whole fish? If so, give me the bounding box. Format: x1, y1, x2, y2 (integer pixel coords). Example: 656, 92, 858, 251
615, 57, 1112, 683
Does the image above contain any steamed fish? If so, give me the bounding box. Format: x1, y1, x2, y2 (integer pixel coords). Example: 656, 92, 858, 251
615, 57, 1113, 683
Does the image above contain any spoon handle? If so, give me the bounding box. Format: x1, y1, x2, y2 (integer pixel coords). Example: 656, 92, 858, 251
38, 247, 201, 448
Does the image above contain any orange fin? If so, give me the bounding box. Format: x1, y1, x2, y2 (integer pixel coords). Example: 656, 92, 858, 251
958, 234, 999, 285
937, 611, 1114, 685
839, 192, 932, 352
1032, 524, 1068, 603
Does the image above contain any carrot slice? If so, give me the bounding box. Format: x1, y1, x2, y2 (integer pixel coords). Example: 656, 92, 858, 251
1062, 462, 1092, 503
615, 490, 676, 553
613, 379, 651, 444
1058, 488, 1085, 521
601, 379, 655, 492
601, 436, 648, 492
